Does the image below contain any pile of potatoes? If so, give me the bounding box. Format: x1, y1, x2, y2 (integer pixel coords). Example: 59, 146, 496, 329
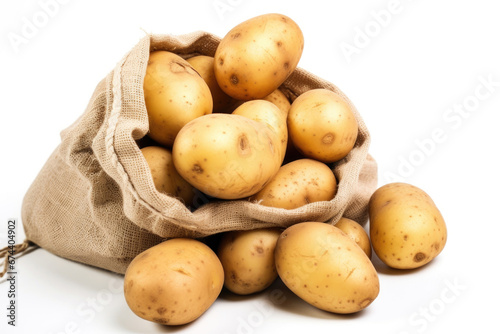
124, 13, 447, 326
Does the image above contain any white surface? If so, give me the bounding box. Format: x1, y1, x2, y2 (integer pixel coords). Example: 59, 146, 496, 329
1, 0, 499, 333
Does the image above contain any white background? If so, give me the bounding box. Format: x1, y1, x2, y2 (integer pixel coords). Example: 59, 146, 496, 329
1, 0, 499, 333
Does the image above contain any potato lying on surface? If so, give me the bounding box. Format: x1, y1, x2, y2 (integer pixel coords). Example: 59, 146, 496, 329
144, 51, 213, 147
172, 113, 282, 199
369, 182, 447, 269
232, 100, 288, 161
335, 217, 372, 258
288, 88, 358, 163
140, 146, 195, 206
275, 222, 379, 314
123, 238, 224, 325
217, 228, 281, 295
249, 159, 336, 209
186, 55, 234, 114
214, 13, 304, 100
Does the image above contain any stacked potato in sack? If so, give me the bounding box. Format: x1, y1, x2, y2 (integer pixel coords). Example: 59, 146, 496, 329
124, 13, 447, 326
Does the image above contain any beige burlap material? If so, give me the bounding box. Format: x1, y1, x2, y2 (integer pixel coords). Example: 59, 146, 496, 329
20, 32, 378, 274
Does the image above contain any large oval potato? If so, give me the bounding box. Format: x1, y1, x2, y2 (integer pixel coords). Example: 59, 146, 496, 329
369, 182, 447, 269
141, 146, 195, 206
186, 55, 234, 113
123, 238, 224, 326
214, 13, 304, 100
288, 88, 358, 163
144, 51, 213, 147
217, 228, 281, 295
232, 100, 288, 161
249, 159, 336, 209
172, 114, 282, 200
275, 222, 379, 314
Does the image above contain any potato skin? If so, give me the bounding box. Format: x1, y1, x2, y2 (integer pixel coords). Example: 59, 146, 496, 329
232, 100, 288, 161
144, 51, 213, 147
369, 182, 447, 269
217, 228, 281, 295
214, 13, 304, 100
140, 146, 195, 206
288, 88, 358, 163
275, 222, 379, 314
262, 89, 291, 115
249, 159, 336, 209
172, 114, 282, 199
123, 238, 224, 326
186, 55, 234, 113
335, 217, 372, 258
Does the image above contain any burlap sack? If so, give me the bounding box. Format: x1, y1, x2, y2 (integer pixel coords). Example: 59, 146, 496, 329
20, 32, 377, 274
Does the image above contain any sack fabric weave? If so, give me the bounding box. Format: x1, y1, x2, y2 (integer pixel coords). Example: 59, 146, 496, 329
21, 32, 378, 274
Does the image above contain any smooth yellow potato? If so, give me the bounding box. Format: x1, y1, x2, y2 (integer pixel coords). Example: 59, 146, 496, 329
275, 222, 379, 314
144, 51, 213, 147
262, 89, 291, 115
288, 88, 358, 163
186, 55, 234, 113
214, 13, 304, 100
232, 100, 288, 161
172, 114, 282, 200
369, 182, 447, 269
140, 146, 195, 206
217, 228, 281, 295
249, 159, 336, 209
123, 238, 224, 326
335, 217, 372, 258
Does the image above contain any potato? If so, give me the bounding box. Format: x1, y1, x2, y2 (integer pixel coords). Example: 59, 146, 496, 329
123, 238, 224, 325
262, 89, 291, 115
217, 228, 281, 295
369, 182, 447, 269
232, 100, 288, 161
288, 88, 358, 163
140, 146, 195, 206
214, 13, 304, 100
172, 114, 282, 199
335, 217, 372, 258
186, 55, 234, 113
144, 51, 213, 147
275, 222, 379, 314
249, 159, 336, 209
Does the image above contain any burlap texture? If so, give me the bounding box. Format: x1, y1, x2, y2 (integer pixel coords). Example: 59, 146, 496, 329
21, 32, 378, 274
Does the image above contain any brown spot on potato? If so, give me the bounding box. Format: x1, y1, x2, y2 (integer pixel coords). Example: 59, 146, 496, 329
414, 252, 426, 262
218, 57, 224, 66
153, 317, 169, 325
255, 246, 264, 254
230, 74, 239, 85
192, 164, 204, 174
157, 307, 167, 315
231, 32, 241, 39
283, 62, 290, 70
322, 133, 335, 145
276, 41, 283, 47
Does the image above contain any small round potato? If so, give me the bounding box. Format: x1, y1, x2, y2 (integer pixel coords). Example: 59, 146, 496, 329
217, 228, 281, 295
275, 222, 379, 314
172, 114, 282, 199
123, 238, 224, 326
232, 100, 288, 161
140, 146, 195, 206
214, 13, 304, 100
249, 159, 336, 209
288, 88, 358, 163
369, 182, 447, 269
335, 217, 372, 258
144, 51, 213, 147
186, 55, 234, 113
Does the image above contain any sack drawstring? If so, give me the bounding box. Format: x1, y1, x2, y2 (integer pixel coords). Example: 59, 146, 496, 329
0, 239, 36, 279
